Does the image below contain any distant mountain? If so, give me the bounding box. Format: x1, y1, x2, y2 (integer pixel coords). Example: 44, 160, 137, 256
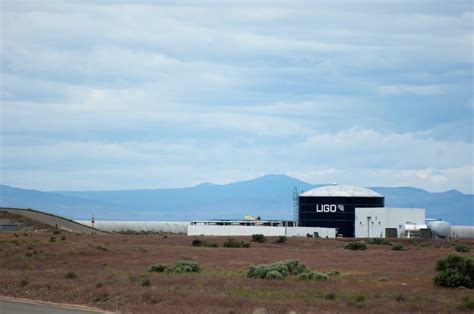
1, 174, 472, 224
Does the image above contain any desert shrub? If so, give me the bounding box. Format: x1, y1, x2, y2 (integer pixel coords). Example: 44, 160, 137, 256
455, 244, 470, 253
11, 239, 20, 246
95, 281, 103, 288
53, 228, 61, 235
265, 270, 284, 280
192, 239, 218, 247
297, 271, 327, 281
251, 234, 267, 243
65, 271, 77, 279
14, 233, 19, 237
19, 278, 29, 287
368, 238, 392, 245
192, 239, 203, 246
457, 296, 474, 311
61, 235, 66, 241
351, 294, 366, 303
174, 260, 200, 273
344, 241, 367, 250
25, 252, 32, 257
325, 292, 337, 300
49, 237, 56, 243
395, 294, 406, 302
275, 236, 288, 244
224, 238, 250, 248
91, 292, 110, 303
286, 260, 309, 275
379, 277, 388, 282
248, 261, 289, 279
392, 244, 405, 251
306, 233, 313, 238
140, 276, 151, 287
148, 263, 169, 273
433, 254, 473, 288
326, 270, 341, 276
96, 245, 108, 251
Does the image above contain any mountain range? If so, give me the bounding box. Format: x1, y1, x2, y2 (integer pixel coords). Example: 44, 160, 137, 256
0, 174, 472, 225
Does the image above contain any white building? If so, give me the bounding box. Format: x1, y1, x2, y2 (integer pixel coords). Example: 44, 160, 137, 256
354, 207, 425, 238
187, 220, 336, 238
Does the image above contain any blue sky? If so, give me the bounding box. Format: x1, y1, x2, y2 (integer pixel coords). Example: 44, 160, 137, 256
1, 0, 473, 193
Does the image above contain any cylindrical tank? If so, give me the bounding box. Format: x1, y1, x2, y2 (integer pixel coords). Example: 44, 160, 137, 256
403, 223, 428, 232
450, 226, 474, 238
428, 221, 451, 238
298, 185, 384, 237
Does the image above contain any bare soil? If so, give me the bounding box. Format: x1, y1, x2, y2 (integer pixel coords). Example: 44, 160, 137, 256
0, 232, 472, 313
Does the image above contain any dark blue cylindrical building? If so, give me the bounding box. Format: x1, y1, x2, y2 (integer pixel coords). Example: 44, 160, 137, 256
298, 185, 385, 237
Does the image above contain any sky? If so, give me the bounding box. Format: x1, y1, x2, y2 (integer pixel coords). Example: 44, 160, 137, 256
0, 0, 473, 193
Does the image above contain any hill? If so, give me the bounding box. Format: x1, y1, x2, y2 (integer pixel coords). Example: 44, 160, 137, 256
0, 174, 472, 224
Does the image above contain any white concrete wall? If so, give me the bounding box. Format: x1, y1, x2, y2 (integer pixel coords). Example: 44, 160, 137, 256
355, 208, 425, 238
187, 224, 336, 238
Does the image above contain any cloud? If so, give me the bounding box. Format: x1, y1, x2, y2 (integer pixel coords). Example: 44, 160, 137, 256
0, 0, 472, 193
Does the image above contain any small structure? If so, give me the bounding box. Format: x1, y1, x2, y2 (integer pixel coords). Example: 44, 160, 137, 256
0, 224, 19, 231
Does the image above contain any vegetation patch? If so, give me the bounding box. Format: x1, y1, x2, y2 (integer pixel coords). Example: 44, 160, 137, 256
344, 241, 367, 250
140, 275, 151, 287
251, 234, 267, 243
297, 271, 328, 281
368, 238, 392, 245
148, 263, 169, 273
433, 254, 473, 288
174, 260, 201, 273
147, 261, 200, 274
454, 243, 470, 253
275, 236, 288, 244
223, 238, 250, 248
325, 270, 341, 276
248, 260, 309, 280
192, 239, 219, 247
65, 271, 77, 279
457, 296, 474, 311
391, 244, 405, 251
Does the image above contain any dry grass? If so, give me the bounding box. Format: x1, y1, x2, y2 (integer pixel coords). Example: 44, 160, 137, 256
0, 232, 472, 313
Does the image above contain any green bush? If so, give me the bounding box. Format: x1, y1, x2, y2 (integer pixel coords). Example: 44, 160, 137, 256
368, 238, 392, 245
325, 292, 337, 300
65, 271, 77, 279
392, 244, 405, 251
223, 238, 250, 248
49, 237, 56, 243
457, 296, 474, 311
174, 260, 200, 273
275, 236, 288, 244
148, 263, 169, 273
286, 260, 309, 275
433, 254, 473, 288
248, 262, 289, 279
139, 276, 151, 287
344, 241, 367, 250
53, 228, 61, 235
251, 234, 267, 243
247, 260, 309, 279
326, 270, 341, 276
454, 244, 470, 253
265, 270, 284, 280
192, 239, 218, 247
297, 271, 327, 281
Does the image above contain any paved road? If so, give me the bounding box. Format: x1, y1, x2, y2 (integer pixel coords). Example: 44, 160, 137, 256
0, 208, 106, 235
0, 297, 109, 314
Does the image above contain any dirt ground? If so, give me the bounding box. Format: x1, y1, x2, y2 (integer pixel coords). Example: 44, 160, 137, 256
0, 232, 472, 313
